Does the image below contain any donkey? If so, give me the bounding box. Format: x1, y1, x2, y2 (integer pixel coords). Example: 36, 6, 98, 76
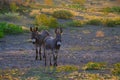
30, 27, 50, 60
43, 27, 63, 66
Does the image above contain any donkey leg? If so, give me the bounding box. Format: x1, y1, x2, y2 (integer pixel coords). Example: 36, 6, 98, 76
54, 51, 58, 66
43, 47, 47, 66
55, 56, 58, 66
45, 54, 47, 66
35, 48, 38, 60
49, 53, 52, 66
43, 52, 45, 58
39, 46, 42, 60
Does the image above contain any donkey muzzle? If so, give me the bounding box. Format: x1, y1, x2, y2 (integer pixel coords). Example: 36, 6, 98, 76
31, 39, 36, 43
57, 41, 61, 46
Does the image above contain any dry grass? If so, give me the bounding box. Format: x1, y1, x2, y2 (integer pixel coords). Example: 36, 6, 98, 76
96, 30, 105, 37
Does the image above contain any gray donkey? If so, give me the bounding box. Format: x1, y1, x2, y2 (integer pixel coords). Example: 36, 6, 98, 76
30, 27, 50, 60
43, 27, 63, 66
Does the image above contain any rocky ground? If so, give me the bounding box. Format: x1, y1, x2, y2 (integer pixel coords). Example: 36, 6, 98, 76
0, 25, 120, 70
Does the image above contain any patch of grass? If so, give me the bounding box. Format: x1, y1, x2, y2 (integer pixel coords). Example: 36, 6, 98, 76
103, 6, 120, 14
0, 31, 4, 38
0, 6, 10, 14
10, 2, 18, 12
3, 23, 23, 34
68, 4, 85, 10
83, 62, 106, 70
34, 14, 58, 28
103, 18, 120, 27
59, 24, 68, 28
0, 69, 22, 80
85, 19, 102, 26
0, 22, 23, 36
64, 71, 119, 80
0, 67, 119, 80
38, 25, 49, 31
0, 12, 21, 21
56, 65, 79, 72
112, 63, 120, 75
66, 20, 83, 27
52, 10, 74, 19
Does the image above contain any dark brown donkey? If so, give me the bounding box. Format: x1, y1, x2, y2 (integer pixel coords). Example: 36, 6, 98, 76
43, 27, 63, 66
30, 27, 50, 60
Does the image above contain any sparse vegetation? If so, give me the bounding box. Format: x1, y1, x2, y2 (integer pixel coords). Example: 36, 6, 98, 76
103, 18, 120, 27
10, 2, 18, 12
71, 0, 86, 5
83, 62, 106, 70
103, 6, 120, 14
38, 25, 49, 31
52, 10, 74, 19
0, 12, 21, 21
56, 65, 79, 72
34, 14, 58, 28
68, 4, 85, 10
85, 19, 102, 26
112, 63, 120, 75
66, 20, 83, 27
0, 22, 23, 38
0, 31, 4, 38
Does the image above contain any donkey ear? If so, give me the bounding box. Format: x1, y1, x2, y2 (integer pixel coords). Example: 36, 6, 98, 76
35, 27, 38, 31
30, 27, 33, 31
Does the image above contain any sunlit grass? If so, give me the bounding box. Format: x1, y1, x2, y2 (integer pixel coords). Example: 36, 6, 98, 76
112, 63, 120, 75
66, 46, 102, 51
56, 65, 79, 72
0, 64, 120, 80
82, 62, 106, 70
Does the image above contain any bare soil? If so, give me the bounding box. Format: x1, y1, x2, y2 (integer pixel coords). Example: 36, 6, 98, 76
0, 25, 120, 70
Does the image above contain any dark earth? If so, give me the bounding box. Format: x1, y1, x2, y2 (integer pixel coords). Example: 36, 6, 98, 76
0, 25, 120, 70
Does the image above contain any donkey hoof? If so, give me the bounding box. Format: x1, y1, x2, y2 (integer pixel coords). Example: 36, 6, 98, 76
40, 58, 42, 60
50, 63, 52, 66
54, 63, 57, 66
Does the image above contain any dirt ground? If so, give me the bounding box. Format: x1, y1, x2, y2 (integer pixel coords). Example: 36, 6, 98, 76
0, 25, 120, 69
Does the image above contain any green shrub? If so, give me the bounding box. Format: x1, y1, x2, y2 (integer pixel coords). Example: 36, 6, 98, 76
71, 0, 86, 5
0, 12, 21, 21
103, 7, 111, 13
83, 62, 106, 70
0, 7, 10, 14
66, 20, 83, 27
0, 22, 7, 31
38, 25, 49, 31
5, 12, 20, 20
68, 4, 85, 10
52, 10, 73, 19
56, 65, 79, 72
103, 6, 120, 13
114, 18, 120, 25
10, 2, 18, 12
48, 16, 58, 28
59, 24, 67, 28
4, 24, 23, 34
111, 6, 120, 13
86, 19, 102, 26
112, 63, 120, 75
104, 19, 116, 27
34, 14, 58, 28
0, 31, 4, 38
0, 22, 23, 35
